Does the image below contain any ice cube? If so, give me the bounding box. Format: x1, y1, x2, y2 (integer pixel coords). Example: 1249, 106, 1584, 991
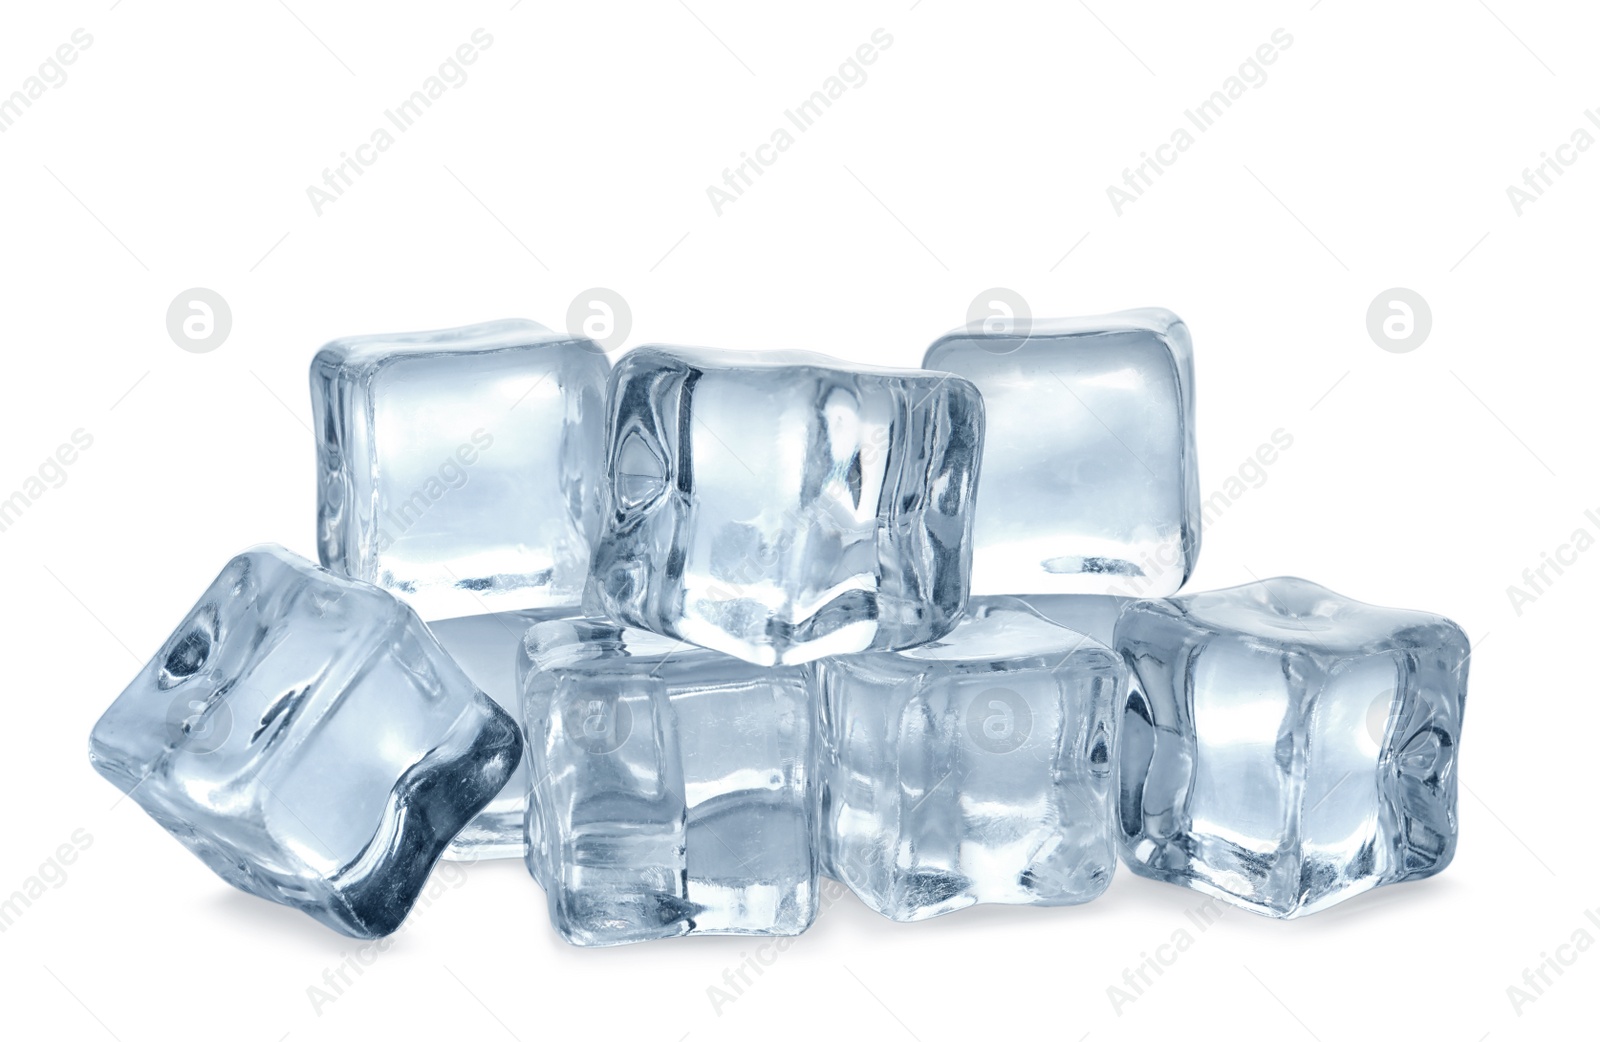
429, 608, 580, 861
588, 347, 984, 666
1006, 594, 1129, 646
816, 597, 1121, 921
520, 618, 818, 946
922, 309, 1200, 598
87, 545, 521, 938
1114, 577, 1470, 918
311, 318, 609, 620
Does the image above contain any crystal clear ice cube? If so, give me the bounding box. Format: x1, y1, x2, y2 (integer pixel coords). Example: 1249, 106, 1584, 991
430, 609, 579, 861
87, 545, 521, 938
588, 347, 984, 666
816, 598, 1121, 921
922, 309, 1200, 597
1114, 577, 1469, 918
312, 318, 610, 620
519, 618, 818, 946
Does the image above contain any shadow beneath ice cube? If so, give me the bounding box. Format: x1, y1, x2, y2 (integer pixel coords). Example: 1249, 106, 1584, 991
203, 853, 546, 949
203, 886, 353, 950
1280, 873, 1465, 931
1084, 866, 1465, 932
802, 876, 1131, 939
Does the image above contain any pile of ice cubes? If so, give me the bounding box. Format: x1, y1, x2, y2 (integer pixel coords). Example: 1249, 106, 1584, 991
88, 311, 1470, 945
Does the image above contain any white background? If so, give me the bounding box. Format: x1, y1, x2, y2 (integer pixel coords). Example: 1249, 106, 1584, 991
1, 1, 1594, 1038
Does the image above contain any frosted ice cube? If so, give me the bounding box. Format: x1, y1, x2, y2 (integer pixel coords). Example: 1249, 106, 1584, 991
312, 318, 609, 620
87, 545, 521, 938
816, 597, 1121, 921
922, 309, 1199, 597
1115, 577, 1470, 918
520, 618, 818, 946
589, 346, 984, 666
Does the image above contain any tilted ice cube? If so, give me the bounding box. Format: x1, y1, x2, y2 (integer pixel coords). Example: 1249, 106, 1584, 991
1115, 577, 1469, 918
430, 608, 580, 861
312, 318, 609, 620
520, 618, 818, 946
922, 309, 1200, 598
816, 598, 1122, 922
87, 545, 521, 938
589, 347, 984, 666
